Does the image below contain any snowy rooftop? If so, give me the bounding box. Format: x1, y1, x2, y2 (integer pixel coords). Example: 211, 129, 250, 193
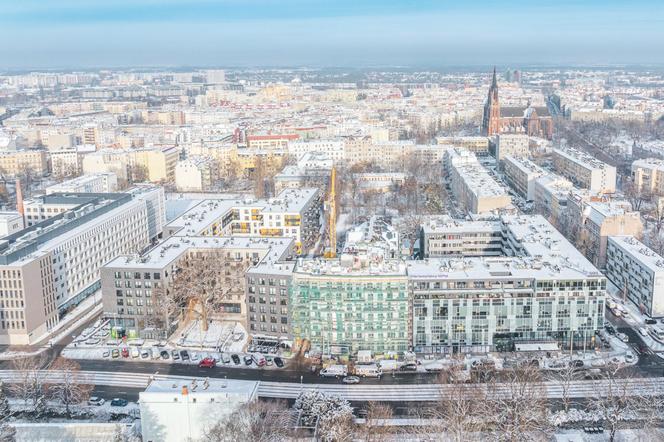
142, 377, 259, 398
421, 215, 500, 235
294, 256, 407, 277
503, 155, 546, 177
105, 235, 295, 269
608, 235, 664, 273
554, 147, 614, 171
166, 188, 318, 235
632, 158, 664, 172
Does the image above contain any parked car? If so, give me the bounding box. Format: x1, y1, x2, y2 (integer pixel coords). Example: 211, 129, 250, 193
190, 352, 200, 362
399, 363, 418, 372
180, 350, 190, 361
130, 347, 140, 358
645, 318, 658, 325
140, 349, 150, 359
342, 376, 360, 384
639, 327, 649, 337
199, 357, 216, 368
625, 353, 636, 363
160, 350, 170, 360
244, 355, 253, 366
88, 396, 105, 406
110, 398, 128, 407
616, 333, 629, 343
111, 349, 120, 358
231, 354, 241, 365
274, 357, 284, 368
102, 349, 110, 358
171, 350, 180, 360
220, 353, 231, 364
121, 348, 129, 358
569, 359, 585, 368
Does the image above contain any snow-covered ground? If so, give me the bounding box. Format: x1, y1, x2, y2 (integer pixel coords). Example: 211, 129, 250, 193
174, 320, 247, 352
606, 283, 664, 353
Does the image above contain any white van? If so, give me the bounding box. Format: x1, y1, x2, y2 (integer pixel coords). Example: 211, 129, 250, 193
354, 364, 382, 378
319, 365, 348, 378
650, 326, 664, 343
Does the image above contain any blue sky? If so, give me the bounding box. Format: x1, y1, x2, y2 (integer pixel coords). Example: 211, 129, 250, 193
1, 0, 663, 68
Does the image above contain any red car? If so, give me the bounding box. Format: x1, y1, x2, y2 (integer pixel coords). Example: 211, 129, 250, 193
198, 357, 216, 368
121, 347, 129, 358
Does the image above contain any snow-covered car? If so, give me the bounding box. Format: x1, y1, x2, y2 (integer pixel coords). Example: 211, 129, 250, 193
131, 347, 140, 358
639, 327, 649, 337
616, 333, 629, 343
342, 376, 360, 384
190, 352, 200, 362
88, 397, 105, 406
102, 349, 110, 358
590, 359, 606, 368
625, 353, 636, 363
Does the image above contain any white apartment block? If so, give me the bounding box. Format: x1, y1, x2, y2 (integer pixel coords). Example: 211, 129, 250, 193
411, 215, 607, 353
502, 155, 546, 201
174, 156, 218, 192
165, 188, 321, 255
606, 236, 664, 318
0, 187, 165, 345
420, 216, 503, 258
553, 147, 617, 194
444, 148, 512, 214
287, 139, 345, 161
495, 134, 530, 161
532, 175, 573, 225
45, 173, 118, 194
631, 158, 664, 194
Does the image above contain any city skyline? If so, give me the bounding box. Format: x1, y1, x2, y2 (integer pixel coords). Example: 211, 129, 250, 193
1, 0, 664, 68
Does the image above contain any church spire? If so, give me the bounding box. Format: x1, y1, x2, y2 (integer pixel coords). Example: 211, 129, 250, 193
491, 66, 498, 89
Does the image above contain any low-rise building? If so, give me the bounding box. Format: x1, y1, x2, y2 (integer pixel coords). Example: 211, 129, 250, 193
175, 156, 219, 192
420, 216, 503, 258
0, 211, 24, 238
495, 134, 530, 161
140, 378, 259, 442
606, 236, 664, 317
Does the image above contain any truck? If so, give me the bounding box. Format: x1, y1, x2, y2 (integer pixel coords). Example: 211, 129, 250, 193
319, 365, 348, 378
354, 364, 382, 378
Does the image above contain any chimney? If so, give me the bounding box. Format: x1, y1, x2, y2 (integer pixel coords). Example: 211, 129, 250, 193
15, 179, 24, 217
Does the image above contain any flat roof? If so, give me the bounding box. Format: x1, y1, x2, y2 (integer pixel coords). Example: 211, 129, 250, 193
142, 377, 259, 398
609, 235, 664, 273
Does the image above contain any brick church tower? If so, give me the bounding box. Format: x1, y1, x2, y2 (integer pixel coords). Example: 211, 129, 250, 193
482, 67, 501, 136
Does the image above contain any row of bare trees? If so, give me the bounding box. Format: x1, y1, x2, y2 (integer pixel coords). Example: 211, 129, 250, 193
199, 363, 664, 442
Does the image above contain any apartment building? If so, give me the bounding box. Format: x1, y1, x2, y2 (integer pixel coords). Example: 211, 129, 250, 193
606, 236, 664, 317
165, 188, 321, 254
566, 193, 643, 268
495, 134, 530, 161
411, 215, 606, 353
502, 155, 546, 201
0, 187, 164, 345
288, 140, 345, 161
174, 156, 219, 192
631, 158, 664, 194
45, 173, 118, 194
436, 136, 490, 156
101, 236, 295, 339
553, 147, 617, 194
444, 148, 512, 214
0, 149, 49, 177
82, 146, 178, 183
247, 134, 299, 150
532, 175, 573, 225
353, 173, 407, 193
420, 216, 503, 258
289, 257, 410, 354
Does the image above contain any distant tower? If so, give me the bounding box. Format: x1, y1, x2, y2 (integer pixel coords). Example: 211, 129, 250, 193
482, 67, 501, 136
15, 178, 24, 220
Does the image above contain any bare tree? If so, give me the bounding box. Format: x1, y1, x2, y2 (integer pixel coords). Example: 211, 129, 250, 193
47, 358, 93, 417
203, 400, 293, 442
623, 178, 650, 212
484, 365, 553, 442
294, 390, 355, 442
354, 402, 395, 441
169, 250, 250, 332
587, 369, 642, 442
10, 356, 48, 410
549, 363, 583, 413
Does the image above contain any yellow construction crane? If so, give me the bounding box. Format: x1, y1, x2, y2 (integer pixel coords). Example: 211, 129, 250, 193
324, 167, 337, 258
